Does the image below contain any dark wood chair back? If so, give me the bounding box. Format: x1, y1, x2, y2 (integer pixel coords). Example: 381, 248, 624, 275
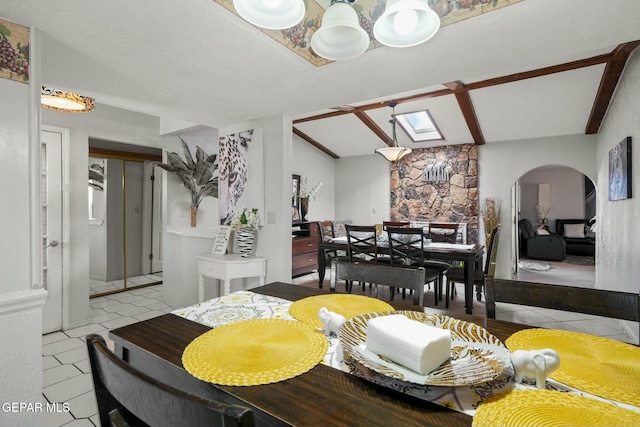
386, 227, 425, 267
330, 260, 427, 306
87, 334, 255, 427
382, 221, 410, 231
345, 225, 379, 262
485, 278, 640, 340
428, 222, 459, 243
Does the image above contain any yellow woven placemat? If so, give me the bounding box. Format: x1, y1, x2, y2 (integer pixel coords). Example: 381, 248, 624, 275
182, 318, 328, 386
473, 390, 640, 427
289, 294, 394, 328
506, 329, 640, 407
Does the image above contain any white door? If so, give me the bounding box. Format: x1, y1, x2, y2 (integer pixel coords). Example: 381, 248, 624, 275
151, 165, 163, 273
41, 129, 64, 333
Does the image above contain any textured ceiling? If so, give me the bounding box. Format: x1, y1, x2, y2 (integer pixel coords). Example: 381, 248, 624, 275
1, 0, 639, 156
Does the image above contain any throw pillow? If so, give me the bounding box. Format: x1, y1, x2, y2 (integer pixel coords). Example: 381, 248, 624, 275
535, 226, 550, 236
319, 222, 334, 242
333, 221, 347, 238
563, 223, 585, 238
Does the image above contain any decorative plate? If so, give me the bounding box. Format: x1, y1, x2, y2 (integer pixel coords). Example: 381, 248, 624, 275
289, 294, 394, 329
340, 311, 511, 386
473, 389, 640, 427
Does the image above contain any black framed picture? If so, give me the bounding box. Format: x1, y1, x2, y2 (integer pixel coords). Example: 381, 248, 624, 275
292, 174, 301, 222
608, 136, 632, 201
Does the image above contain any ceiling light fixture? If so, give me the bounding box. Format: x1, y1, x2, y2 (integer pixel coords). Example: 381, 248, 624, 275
375, 103, 412, 162
232, 0, 305, 30
41, 86, 95, 113
310, 0, 369, 61
373, 0, 440, 48
232, 0, 439, 61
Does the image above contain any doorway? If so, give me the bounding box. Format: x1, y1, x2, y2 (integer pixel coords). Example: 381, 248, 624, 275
41, 126, 69, 334
88, 140, 163, 297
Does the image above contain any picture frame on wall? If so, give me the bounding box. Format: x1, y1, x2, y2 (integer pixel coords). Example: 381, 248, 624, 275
292, 174, 301, 222
608, 136, 632, 201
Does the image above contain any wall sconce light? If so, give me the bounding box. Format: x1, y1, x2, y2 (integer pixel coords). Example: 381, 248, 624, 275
41, 86, 95, 113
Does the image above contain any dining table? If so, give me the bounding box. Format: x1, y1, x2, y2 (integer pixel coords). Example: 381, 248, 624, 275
109, 282, 533, 427
317, 239, 485, 314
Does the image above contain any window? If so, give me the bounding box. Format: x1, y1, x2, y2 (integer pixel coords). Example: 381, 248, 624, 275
394, 110, 444, 142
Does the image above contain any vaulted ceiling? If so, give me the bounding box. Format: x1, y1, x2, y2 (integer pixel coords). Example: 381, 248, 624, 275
2, 0, 640, 158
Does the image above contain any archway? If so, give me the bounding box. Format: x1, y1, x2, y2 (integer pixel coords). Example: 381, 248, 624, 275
512, 165, 596, 283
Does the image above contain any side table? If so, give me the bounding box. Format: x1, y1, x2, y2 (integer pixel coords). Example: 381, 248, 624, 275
197, 253, 268, 302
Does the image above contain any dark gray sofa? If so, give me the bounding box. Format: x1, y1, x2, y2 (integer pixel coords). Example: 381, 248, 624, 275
555, 219, 595, 257
518, 218, 566, 261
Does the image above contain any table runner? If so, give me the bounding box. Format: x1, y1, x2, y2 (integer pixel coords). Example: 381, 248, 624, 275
173, 291, 640, 418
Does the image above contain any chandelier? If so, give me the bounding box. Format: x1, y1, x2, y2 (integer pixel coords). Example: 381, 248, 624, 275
375, 103, 412, 162
232, 0, 440, 61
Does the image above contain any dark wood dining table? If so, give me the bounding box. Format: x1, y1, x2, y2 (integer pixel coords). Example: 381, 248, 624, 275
109, 282, 530, 427
318, 240, 485, 314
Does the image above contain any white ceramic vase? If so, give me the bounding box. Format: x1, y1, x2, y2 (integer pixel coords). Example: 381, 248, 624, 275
235, 227, 257, 257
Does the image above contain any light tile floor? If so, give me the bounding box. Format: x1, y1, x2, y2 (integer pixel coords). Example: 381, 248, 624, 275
89, 273, 163, 296
42, 261, 635, 426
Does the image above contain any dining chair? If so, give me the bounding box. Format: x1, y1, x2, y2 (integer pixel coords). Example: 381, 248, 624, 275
445, 226, 500, 308
87, 334, 255, 427
345, 225, 387, 293
428, 222, 460, 244
386, 226, 447, 305
485, 277, 640, 340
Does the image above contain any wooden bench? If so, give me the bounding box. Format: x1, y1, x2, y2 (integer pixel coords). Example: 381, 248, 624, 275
485, 277, 640, 340
330, 259, 427, 306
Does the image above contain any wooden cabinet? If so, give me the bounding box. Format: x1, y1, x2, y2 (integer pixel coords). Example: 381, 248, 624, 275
292, 222, 319, 277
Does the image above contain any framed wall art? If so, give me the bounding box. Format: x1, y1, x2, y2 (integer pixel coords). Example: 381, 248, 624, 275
608, 136, 632, 201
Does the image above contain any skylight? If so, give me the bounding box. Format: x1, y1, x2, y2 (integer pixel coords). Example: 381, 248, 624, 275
395, 110, 444, 142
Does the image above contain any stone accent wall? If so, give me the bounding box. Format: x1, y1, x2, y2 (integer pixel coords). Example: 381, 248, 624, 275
390, 144, 479, 243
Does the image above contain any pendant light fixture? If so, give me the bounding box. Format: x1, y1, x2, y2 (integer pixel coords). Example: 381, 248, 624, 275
41, 86, 95, 113
373, 0, 440, 48
310, 0, 370, 61
232, 0, 305, 30
375, 103, 412, 162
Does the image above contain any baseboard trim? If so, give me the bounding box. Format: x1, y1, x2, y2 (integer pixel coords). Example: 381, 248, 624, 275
0, 287, 48, 315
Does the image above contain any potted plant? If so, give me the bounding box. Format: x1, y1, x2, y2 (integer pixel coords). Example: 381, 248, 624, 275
231, 208, 260, 257
147, 137, 218, 227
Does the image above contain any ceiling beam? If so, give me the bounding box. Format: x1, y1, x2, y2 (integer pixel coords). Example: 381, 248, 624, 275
585, 41, 640, 134
443, 81, 485, 145
354, 111, 393, 146
292, 127, 340, 159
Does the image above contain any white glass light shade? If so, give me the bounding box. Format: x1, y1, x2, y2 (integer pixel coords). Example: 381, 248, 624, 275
375, 146, 412, 162
310, 2, 370, 61
373, 0, 440, 48
233, 0, 305, 30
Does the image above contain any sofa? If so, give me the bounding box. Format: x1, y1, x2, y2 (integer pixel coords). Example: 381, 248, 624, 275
555, 219, 595, 257
518, 218, 566, 261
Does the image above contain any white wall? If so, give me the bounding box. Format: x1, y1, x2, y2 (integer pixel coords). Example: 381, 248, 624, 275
292, 134, 336, 222
595, 48, 640, 295
335, 154, 391, 224
0, 71, 46, 427
479, 134, 597, 278
519, 166, 587, 233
